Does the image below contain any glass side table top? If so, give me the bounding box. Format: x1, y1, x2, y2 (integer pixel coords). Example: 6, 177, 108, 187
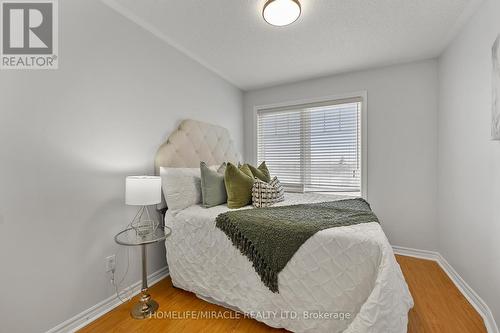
114, 225, 171, 246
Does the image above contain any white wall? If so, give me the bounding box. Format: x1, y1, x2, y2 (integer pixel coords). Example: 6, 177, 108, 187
438, 0, 500, 323
0, 1, 242, 332
244, 60, 439, 251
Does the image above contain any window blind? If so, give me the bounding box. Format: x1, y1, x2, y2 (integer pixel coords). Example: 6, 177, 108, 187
257, 98, 362, 194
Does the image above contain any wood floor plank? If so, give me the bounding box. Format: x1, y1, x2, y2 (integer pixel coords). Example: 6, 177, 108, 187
78, 255, 486, 333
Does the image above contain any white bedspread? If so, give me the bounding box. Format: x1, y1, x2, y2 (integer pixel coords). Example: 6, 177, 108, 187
164, 193, 413, 333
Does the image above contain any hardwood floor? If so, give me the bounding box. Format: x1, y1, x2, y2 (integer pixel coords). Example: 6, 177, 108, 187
397, 255, 486, 333
79, 255, 486, 333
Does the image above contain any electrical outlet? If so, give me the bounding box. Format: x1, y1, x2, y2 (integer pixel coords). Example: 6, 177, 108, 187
105, 255, 116, 273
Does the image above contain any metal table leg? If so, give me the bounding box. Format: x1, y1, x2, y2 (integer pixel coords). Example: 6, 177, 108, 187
131, 244, 159, 319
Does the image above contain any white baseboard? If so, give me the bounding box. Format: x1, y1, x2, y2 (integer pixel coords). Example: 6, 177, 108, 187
45, 266, 169, 333
393, 246, 499, 333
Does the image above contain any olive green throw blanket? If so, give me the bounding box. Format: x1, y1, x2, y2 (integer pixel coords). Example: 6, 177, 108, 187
215, 198, 379, 293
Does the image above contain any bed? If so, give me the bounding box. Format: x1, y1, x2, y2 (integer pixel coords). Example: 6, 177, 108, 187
155, 119, 413, 333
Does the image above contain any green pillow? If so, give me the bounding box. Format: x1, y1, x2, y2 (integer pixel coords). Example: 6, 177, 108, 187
200, 162, 227, 208
239, 163, 254, 178
224, 163, 255, 208
247, 161, 271, 183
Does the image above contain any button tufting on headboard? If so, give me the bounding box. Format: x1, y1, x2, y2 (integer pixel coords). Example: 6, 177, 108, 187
154, 119, 241, 175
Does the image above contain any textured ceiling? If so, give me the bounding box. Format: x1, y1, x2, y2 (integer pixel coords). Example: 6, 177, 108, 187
104, 0, 483, 90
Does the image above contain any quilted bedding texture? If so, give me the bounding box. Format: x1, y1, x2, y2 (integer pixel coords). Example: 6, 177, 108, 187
164, 193, 413, 333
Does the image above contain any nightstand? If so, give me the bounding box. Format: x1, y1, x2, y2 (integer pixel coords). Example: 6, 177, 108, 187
114, 225, 172, 319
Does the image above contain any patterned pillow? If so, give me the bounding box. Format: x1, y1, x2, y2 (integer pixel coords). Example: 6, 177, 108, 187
252, 177, 285, 208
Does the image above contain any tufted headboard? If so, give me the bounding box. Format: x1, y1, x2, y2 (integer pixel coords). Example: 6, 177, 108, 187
154, 119, 241, 210
154, 119, 241, 175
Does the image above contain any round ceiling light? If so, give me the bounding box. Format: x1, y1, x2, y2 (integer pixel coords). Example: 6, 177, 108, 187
262, 0, 301, 27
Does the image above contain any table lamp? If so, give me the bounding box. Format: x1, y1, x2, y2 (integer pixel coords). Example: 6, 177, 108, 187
125, 176, 162, 236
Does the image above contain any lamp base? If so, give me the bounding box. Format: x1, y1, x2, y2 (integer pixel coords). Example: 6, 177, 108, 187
130, 206, 159, 237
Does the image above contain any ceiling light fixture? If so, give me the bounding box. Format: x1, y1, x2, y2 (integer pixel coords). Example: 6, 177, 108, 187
262, 0, 301, 27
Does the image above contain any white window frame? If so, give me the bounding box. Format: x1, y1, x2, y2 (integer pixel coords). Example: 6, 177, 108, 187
252, 91, 368, 199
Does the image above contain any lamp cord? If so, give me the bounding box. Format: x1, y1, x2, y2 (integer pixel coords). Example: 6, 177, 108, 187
110, 247, 132, 303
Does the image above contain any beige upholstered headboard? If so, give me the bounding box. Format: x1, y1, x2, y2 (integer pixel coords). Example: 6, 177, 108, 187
155, 119, 241, 175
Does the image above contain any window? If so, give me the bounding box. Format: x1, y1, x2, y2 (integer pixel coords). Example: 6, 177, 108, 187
256, 96, 364, 195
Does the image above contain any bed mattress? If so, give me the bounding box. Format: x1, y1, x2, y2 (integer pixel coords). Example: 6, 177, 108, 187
164, 193, 413, 333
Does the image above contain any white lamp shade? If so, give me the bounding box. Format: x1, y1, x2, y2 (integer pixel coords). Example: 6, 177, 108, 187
125, 176, 161, 206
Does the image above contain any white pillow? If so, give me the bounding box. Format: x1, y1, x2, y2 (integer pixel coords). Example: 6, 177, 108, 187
160, 165, 219, 212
